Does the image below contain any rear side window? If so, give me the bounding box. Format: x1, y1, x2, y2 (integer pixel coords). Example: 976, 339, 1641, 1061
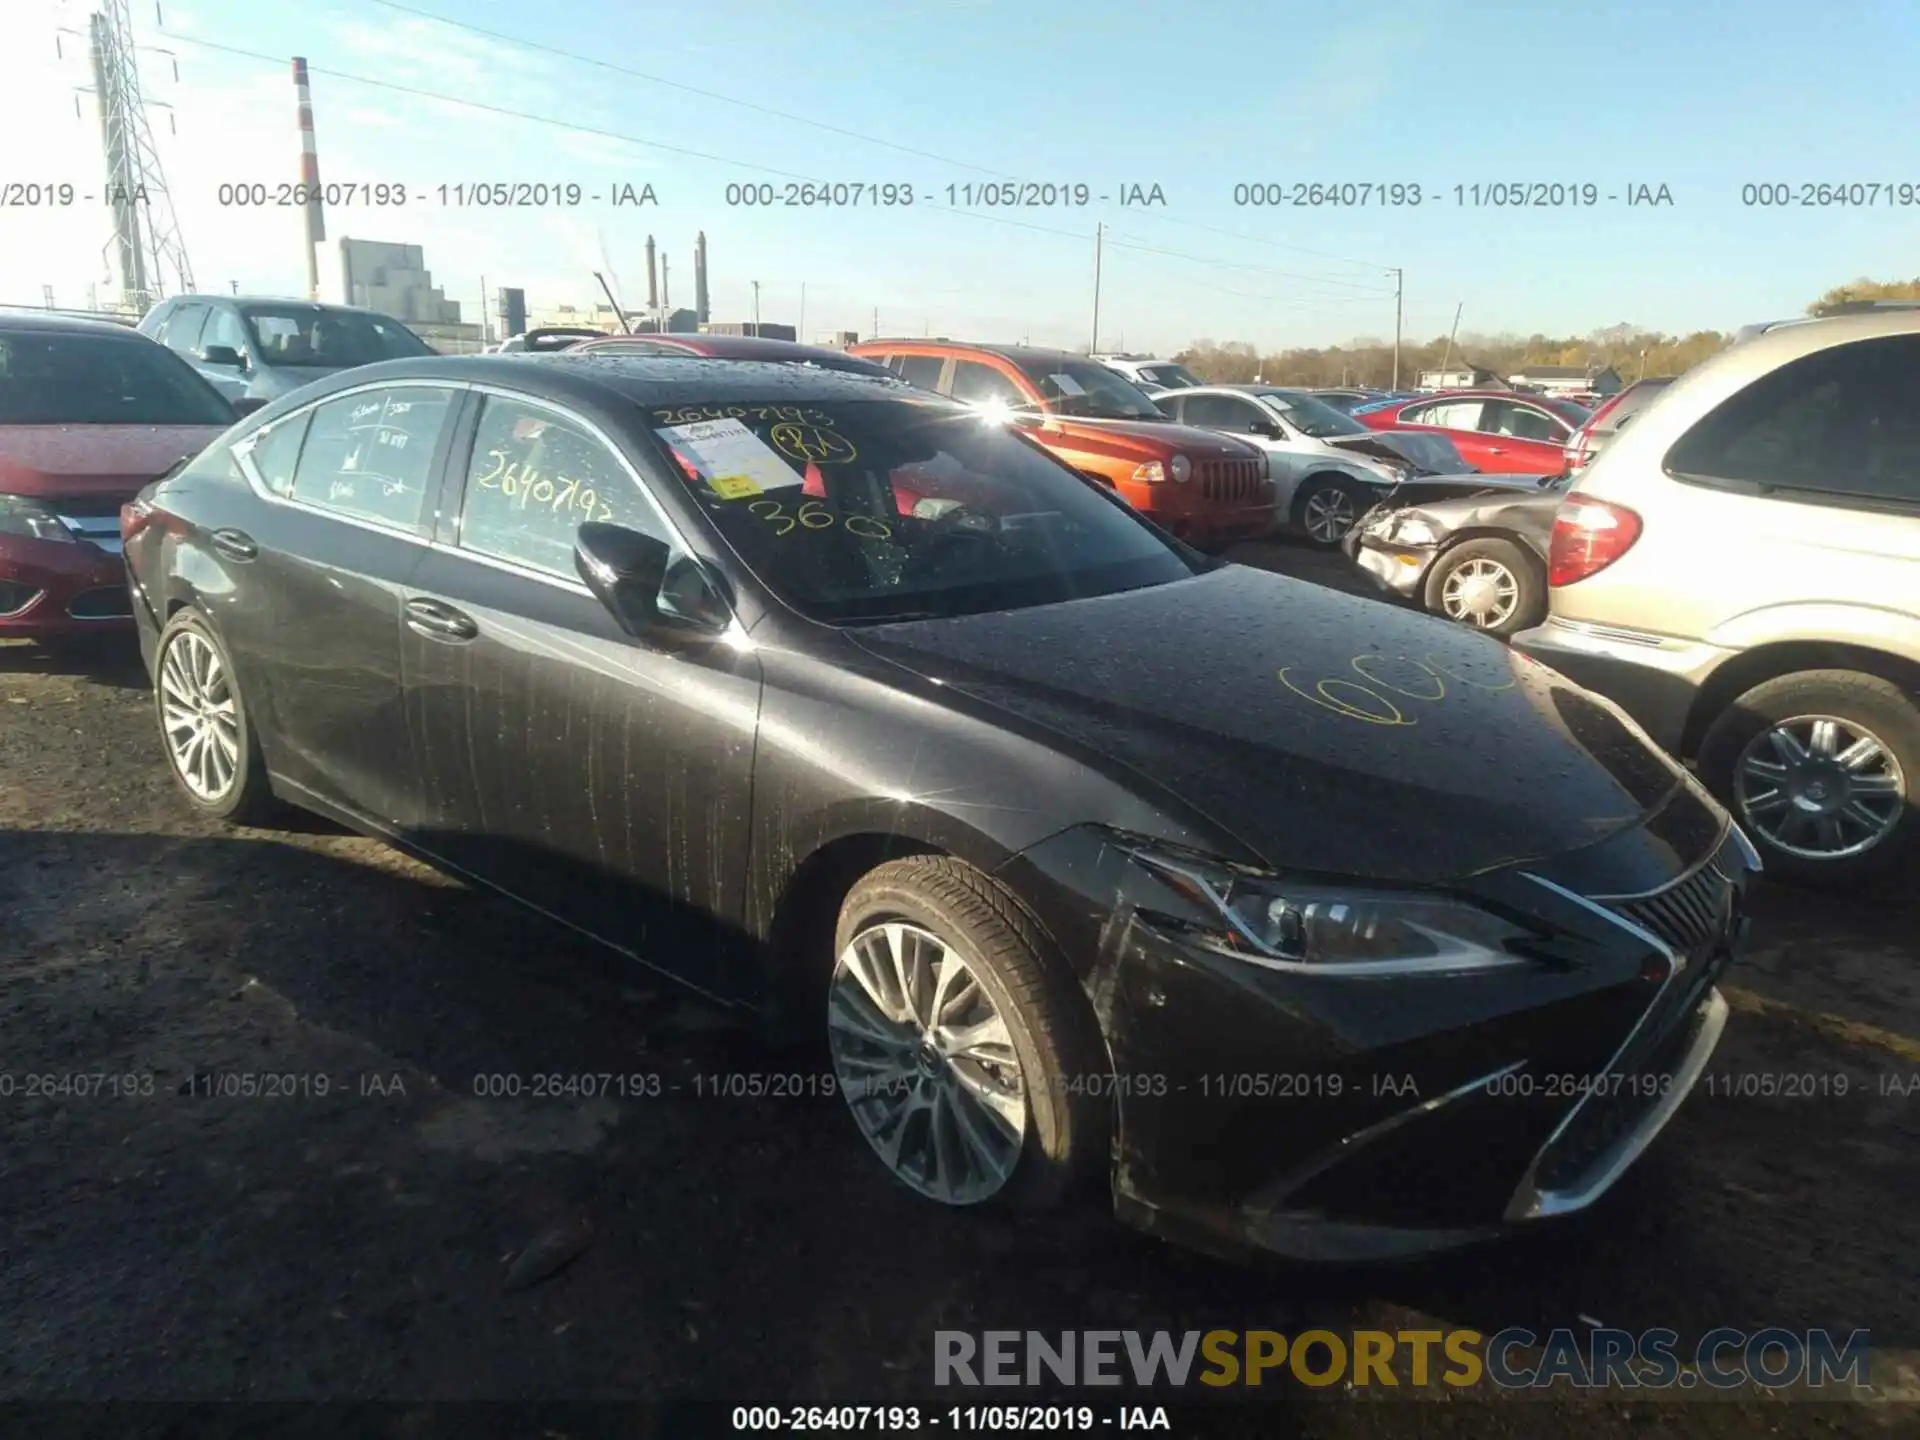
1406, 400, 1485, 430
290, 386, 454, 531
896, 355, 945, 390
459, 396, 670, 580
1665, 335, 1920, 506
950, 359, 1024, 406
241, 412, 311, 497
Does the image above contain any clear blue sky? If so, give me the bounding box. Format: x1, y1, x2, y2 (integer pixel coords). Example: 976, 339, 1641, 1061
4, 0, 1917, 352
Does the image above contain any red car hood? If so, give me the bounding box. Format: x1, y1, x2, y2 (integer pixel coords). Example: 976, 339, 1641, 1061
0, 424, 227, 500
1042, 415, 1259, 458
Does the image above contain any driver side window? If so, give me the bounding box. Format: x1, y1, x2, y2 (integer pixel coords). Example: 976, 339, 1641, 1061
459, 397, 671, 580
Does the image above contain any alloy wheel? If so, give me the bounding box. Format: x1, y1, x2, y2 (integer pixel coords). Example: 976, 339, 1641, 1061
1734, 714, 1906, 859
827, 921, 1027, 1205
1439, 558, 1521, 629
159, 630, 241, 802
1301, 485, 1357, 543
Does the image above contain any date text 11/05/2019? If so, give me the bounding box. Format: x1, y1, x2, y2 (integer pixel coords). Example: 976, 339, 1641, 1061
1230, 182, 1675, 208
204, 182, 659, 209
730, 1406, 1173, 1432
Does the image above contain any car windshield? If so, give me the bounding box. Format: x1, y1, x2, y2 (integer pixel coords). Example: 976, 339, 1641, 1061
1256, 390, 1368, 437
645, 397, 1198, 623
1013, 359, 1168, 420
0, 330, 235, 426
241, 306, 433, 367
1138, 364, 1200, 389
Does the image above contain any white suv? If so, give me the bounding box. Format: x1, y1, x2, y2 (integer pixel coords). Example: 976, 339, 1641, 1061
1513, 310, 1920, 884
1089, 354, 1202, 393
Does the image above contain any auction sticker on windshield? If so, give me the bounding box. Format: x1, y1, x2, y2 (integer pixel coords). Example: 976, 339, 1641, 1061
654, 417, 799, 499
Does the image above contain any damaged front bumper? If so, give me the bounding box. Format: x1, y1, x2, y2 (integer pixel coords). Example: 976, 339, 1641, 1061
997, 823, 1750, 1265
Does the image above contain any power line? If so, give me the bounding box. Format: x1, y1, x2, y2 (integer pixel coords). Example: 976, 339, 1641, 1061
1103, 232, 1397, 295
357, 0, 1395, 275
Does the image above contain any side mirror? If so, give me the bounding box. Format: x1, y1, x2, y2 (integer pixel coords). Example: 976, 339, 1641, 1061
231, 396, 268, 418
1250, 419, 1282, 438
574, 522, 730, 639
203, 345, 247, 370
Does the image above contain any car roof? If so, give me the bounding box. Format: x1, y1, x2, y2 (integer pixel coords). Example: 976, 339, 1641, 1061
583, 333, 889, 367
0, 310, 148, 339
243, 354, 913, 420
857, 339, 1101, 365
170, 294, 402, 318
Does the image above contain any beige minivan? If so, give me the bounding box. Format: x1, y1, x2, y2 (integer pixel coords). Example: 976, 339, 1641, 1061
1513, 309, 1920, 884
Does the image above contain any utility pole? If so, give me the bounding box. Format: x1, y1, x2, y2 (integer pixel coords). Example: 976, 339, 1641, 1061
1390, 268, 1404, 390
751, 279, 761, 334
1091, 222, 1104, 353
479, 274, 488, 344
1439, 300, 1463, 377
872, 305, 878, 338
798, 282, 806, 343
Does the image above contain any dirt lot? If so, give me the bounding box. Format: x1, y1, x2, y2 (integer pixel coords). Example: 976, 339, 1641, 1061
1, 539, 1916, 1436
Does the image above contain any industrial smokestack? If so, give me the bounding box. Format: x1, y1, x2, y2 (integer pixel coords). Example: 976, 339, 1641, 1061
645, 235, 658, 311
292, 57, 325, 301
661, 253, 669, 312
694, 231, 709, 325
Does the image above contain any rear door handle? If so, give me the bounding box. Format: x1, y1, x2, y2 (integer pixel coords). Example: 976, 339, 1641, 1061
404, 596, 479, 642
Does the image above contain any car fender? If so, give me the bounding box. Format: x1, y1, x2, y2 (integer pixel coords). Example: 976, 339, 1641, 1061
1705, 601, 1920, 663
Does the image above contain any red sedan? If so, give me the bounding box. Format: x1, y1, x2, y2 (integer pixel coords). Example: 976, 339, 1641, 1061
1359, 390, 1591, 473
0, 314, 234, 646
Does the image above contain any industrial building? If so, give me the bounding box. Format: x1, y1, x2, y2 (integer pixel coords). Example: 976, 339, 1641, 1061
339, 239, 463, 326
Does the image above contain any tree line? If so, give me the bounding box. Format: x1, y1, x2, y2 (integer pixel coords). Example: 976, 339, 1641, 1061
1172, 277, 1920, 388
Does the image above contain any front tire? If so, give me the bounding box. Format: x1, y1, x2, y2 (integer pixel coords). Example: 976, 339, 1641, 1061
827, 856, 1107, 1209
1423, 537, 1545, 637
1696, 669, 1918, 885
154, 609, 276, 824
1292, 474, 1369, 548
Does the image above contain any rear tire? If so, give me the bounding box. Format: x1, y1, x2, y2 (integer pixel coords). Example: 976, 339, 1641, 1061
1696, 669, 1919, 886
1422, 537, 1545, 637
827, 856, 1107, 1209
1292, 474, 1369, 548
153, 609, 277, 825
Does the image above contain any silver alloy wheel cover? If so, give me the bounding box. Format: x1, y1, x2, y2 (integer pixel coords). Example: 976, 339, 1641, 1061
1733, 713, 1906, 859
1440, 556, 1521, 629
827, 921, 1027, 1205
159, 630, 241, 802
1302, 483, 1357, 542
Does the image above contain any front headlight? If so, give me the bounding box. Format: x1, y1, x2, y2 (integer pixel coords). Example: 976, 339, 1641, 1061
1132, 848, 1534, 976
1130, 460, 1167, 484
0, 495, 76, 544
1388, 515, 1438, 546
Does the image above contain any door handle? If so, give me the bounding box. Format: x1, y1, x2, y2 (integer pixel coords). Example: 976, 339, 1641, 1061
209, 528, 257, 560
404, 596, 479, 641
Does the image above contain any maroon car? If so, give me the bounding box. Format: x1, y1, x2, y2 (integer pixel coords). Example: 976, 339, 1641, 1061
0, 313, 234, 645
1359, 390, 1591, 474
569, 331, 896, 376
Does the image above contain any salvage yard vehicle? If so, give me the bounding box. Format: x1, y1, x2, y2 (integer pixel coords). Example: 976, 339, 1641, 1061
1563, 376, 1674, 474
849, 340, 1272, 551
0, 312, 234, 646
1157, 384, 1471, 546
138, 295, 435, 408
1345, 473, 1564, 636
1361, 390, 1592, 474
1089, 354, 1203, 392
1514, 309, 1920, 884
126, 352, 1755, 1261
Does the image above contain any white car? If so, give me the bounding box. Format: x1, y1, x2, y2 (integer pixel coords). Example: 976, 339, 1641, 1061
1157, 385, 1473, 546
1089, 353, 1204, 393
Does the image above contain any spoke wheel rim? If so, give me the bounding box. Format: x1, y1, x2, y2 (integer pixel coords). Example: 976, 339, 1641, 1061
827, 921, 1027, 1205
1440, 557, 1520, 628
1733, 713, 1905, 859
1303, 486, 1356, 542
159, 630, 241, 803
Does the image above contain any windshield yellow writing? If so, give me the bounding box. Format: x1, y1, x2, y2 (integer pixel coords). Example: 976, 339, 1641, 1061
473, 447, 614, 522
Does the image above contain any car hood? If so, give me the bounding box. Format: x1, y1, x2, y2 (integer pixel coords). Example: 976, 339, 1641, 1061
848, 564, 1690, 883
1326, 430, 1464, 474
1041, 416, 1260, 459
0, 424, 228, 499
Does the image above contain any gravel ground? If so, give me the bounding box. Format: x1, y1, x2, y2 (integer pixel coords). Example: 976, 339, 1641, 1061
1, 539, 1916, 1437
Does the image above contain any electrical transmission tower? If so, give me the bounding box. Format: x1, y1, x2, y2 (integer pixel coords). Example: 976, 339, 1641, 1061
63, 0, 194, 310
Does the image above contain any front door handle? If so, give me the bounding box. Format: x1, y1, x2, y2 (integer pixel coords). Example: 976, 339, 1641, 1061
209, 528, 257, 561
404, 596, 479, 642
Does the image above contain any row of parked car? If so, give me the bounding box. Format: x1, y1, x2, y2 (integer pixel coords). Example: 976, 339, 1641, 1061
2, 288, 1905, 1272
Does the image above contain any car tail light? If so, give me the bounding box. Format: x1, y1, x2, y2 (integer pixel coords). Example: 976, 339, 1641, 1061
1565, 430, 1593, 469
121, 498, 155, 541
1548, 493, 1642, 586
